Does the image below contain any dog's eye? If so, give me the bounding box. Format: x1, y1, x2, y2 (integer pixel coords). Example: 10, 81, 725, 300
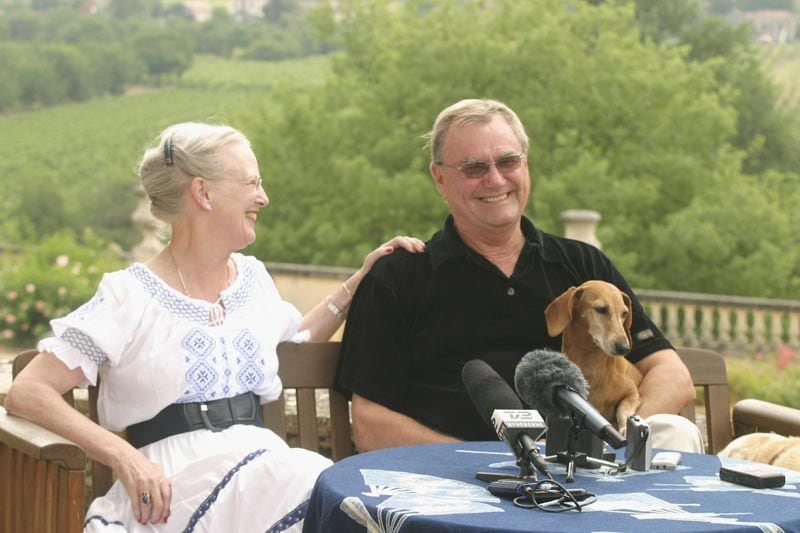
595, 305, 609, 315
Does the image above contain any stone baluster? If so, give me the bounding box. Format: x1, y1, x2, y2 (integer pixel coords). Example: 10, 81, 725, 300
788, 313, 800, 349
733, 308, 750, 350
716, 307, 732, 349
666, 302, 681, 341
647, 301, 664, 332
770, 311, 784, 347
683, 304, 698, 346
699, 305, 715, 347
751, 309, 767, 351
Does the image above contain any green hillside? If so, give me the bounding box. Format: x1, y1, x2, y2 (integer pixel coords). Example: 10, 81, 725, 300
0, 54, 331, 249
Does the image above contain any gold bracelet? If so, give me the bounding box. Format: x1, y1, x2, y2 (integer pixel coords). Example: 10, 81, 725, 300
324, 296, 344, 320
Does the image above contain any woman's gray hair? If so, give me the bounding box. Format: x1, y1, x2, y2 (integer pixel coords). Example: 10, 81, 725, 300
424, 99, 529, 164
136, 122, 250, 223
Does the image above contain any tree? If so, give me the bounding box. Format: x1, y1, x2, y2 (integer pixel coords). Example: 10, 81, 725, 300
244, 0, 741, 274
263, 0, 301, 24
109, 0, 161, 19
130, 25, 193, 81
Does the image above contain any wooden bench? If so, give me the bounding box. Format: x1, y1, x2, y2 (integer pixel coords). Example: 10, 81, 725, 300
0, 343, 758, 531
0, 341, 350, 533
676, 347, 733, 454
732, 398, 800, 438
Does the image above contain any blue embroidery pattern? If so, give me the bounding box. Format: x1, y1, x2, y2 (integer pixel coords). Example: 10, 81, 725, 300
265, 500, 309, 533
234, 329, 265, 392
128, 264, 208, 324
234, 329, 261, 360
182, 329, 215, 359
61, 327, 109, 366
224, 257, 256, 314
236, 363, 265, 390
182, 448, 268, 533
187, 361, 219, 393
180, 328, 219, 400
83, 515, 125, 528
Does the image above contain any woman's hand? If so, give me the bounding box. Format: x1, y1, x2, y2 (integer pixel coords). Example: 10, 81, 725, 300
112, 447, 172, 525
300, 235, 425, 340
360, 235, 426, 274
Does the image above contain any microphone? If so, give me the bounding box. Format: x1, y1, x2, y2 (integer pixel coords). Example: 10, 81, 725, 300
461, 359, 550, 478
514, 349, 627, 449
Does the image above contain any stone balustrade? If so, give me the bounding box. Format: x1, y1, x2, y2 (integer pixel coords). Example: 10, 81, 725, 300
639, 289, 800, 355
266, 262, 800, 355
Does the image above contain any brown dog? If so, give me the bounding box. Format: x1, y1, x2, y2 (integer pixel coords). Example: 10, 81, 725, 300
545, 280, 643, 433
719, 433, 800, 471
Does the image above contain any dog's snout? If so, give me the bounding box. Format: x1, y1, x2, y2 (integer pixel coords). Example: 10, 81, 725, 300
613, 341, 630, 356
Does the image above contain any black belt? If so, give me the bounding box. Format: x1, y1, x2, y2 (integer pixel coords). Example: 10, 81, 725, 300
127, 392, 264, 449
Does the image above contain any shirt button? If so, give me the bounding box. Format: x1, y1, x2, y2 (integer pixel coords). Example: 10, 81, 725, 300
507, 287, 515, 296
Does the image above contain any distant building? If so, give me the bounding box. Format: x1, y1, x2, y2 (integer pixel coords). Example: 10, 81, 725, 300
730, 9, 797, 44
229, 0, 266, 20
184, 0, 213, 22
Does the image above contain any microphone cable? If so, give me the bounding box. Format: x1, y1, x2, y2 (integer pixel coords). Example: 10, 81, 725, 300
510, 479, 597, 512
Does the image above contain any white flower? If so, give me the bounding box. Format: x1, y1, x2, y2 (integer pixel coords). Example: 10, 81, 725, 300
55, 255, 69, 268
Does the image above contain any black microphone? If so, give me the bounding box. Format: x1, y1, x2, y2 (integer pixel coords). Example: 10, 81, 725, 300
514, 349, 627, 449
461, 359, 550, 478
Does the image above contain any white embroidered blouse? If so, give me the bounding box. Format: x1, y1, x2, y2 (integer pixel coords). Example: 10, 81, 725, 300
37, 253, 307, 432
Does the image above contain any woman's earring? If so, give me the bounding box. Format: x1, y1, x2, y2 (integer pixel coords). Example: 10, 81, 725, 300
205, 203, 212, 210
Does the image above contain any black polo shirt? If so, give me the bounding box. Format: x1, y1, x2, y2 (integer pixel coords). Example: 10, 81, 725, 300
335, 215, 671, 441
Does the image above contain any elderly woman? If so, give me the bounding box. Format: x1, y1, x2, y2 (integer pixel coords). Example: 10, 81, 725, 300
4, 122, 425, 532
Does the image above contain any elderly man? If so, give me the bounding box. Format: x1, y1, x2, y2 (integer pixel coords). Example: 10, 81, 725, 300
335, 99, 702, 454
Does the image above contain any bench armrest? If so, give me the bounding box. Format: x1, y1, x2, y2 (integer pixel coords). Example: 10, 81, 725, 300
0, 406, 86, 470
732, 399, 800, 438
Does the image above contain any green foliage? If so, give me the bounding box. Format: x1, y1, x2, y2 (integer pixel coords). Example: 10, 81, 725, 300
727, 355, 800, 409
0, 230, 125, 345
708, 0, 795, 14
0, 13, 190, 109
131, 26, 194, 81
243, 0, 742, 270
634, 0, 800, 175
178, 54, 329, 90
263, 0, 301, 23
0, 55, 330, 250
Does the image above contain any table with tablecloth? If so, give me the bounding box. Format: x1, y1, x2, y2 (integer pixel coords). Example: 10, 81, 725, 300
304, 440, 800, 532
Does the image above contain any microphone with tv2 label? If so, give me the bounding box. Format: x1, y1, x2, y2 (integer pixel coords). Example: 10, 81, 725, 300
462, 359, 551, 481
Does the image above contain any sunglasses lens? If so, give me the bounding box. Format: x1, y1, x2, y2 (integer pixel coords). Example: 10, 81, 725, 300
460, 161, 490, 179
496, 154, 523, 172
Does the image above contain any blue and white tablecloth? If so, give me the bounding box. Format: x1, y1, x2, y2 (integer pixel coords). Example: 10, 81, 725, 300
304, 441, 800, 532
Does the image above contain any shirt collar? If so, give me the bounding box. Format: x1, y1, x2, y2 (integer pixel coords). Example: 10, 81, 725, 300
429, 215, 546, 271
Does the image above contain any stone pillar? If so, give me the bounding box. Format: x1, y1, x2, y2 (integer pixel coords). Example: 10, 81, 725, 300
130, 184, 166, 262
560, 209, 602, 249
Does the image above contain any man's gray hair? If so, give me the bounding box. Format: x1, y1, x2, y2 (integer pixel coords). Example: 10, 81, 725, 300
424, 99, 529, 164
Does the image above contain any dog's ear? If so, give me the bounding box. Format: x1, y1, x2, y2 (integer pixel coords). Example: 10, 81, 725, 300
622, 291, 633, 347
545, 286, 579, 336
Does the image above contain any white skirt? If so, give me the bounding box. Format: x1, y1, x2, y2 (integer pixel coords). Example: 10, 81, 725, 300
83, 425, 332, 533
